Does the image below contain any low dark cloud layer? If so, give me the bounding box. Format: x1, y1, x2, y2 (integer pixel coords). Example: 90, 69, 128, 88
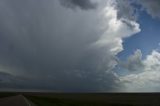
59, 0, 97, 10
0, 71, 59, 91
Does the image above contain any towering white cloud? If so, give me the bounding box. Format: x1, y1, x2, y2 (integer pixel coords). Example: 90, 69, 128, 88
144, 50, 160, 71
94, 0, 140, 53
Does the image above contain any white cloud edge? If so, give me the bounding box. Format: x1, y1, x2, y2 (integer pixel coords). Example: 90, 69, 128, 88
120, 50, 160, 92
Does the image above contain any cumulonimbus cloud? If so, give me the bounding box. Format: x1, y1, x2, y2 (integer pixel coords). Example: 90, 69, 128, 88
0, 0, 141, 92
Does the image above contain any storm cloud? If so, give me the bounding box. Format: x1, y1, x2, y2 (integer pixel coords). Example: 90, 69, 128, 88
116, 0, 160, 19
0, 0, 141, 92
59, 0, 97, 10
116, 0, 138, 21
137, 0, 160, 18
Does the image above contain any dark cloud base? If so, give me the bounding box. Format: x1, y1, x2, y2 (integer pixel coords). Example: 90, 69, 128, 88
59, 0, 97, 10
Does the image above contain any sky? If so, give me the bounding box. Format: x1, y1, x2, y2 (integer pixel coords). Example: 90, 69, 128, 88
0, 0, 160, 92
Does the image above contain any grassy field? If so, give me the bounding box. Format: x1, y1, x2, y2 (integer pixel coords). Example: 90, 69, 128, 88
26, 95, 117, 106
1, 92, 160, 106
